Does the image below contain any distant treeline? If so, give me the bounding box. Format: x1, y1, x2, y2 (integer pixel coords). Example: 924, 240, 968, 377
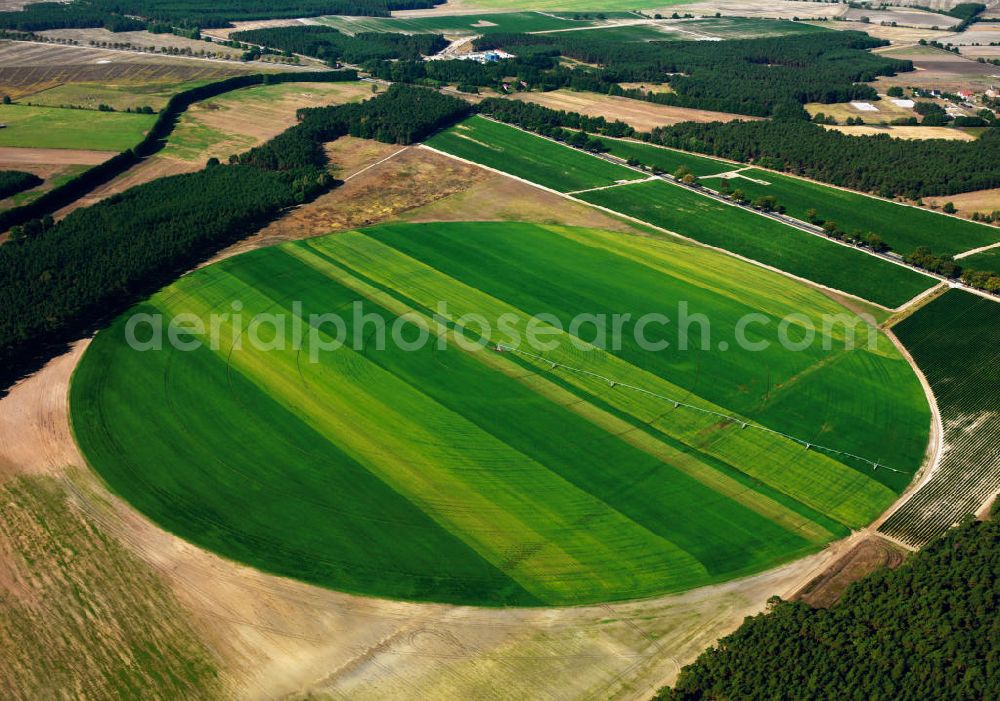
0, 170, 42, 199
657, 510, 1000, 701
0, 70, 358, 233
231, 26, 447, 64
646, 119, 1000, 198
0, 0, 443, 31
0, 84, 468, 387
461, 31, 910, 117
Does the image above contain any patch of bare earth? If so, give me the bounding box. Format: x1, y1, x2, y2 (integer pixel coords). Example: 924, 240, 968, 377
925, 187, 1000, 216
509, 90, 756, 131
822, 124, 975, 140
793, 536, 906, 608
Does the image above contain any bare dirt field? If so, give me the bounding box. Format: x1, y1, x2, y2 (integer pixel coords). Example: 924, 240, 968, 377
664, 0, 843, 20
959, 45, 1000, 59
925, 187, 1000, 216
842, 7, 958, 28
509, 89, 756, 130
812, 20, 952, 44
41, 28, 247, 59
877, 44, 1000, 92
821, 123, 976, 140
793, 536, 906, 608
940, 23, 1000, 45
0, 146, 109, 167
202, 18, 321, 41
0, 40, 255, 100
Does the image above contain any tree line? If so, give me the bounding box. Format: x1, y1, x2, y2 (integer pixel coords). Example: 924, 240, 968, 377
0, 0, 444, 32
231, 26, 446, 64
0, 83, 469, 388
0, 170, 42, 199
658, 510, 1000, 701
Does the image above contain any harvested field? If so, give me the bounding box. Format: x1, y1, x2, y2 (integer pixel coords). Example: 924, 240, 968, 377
653, 0, 844, 21
0, 41, 256, 100
925, 187, 1000, 218
813, 20, 952, 44
842, 7, 958, 28
0, 146, 109, 167
793, 536, 906, 608
41, 28, 246, 59
805, 97, 918, 124
161, 80, 371, 163
510, 89, 758, 131
876, 44, 1000, 92
821, 124, 975, 140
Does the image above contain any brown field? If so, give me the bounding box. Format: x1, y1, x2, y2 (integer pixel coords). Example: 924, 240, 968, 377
793, 536, 906, 608
662, 0, 844, 20
813, 20, 952, 44
821, 123, 976, 140
842, 7, 959, 28
202, 17, 320, 41
876, 44, 1000, 92
925, 187, 1000, 216
940, 24, 1000, 45
510, 89, 757, 130
41, 28, 247, 59
0, 40, 257, 100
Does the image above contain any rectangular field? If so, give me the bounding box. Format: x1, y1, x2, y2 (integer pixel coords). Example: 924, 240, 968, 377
699, 168, 1000, 257
599, 137, 735, 177
879, 290, 1000, 546
578, 180, 936, 308
0, 104, 156, 151
426, 115, 643, 192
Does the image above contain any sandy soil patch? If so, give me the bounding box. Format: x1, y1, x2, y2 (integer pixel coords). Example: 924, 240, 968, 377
793, 535, 906, 608
510, 90, 756, 131
822, 123, 976, 140
925, 187, 1000, 216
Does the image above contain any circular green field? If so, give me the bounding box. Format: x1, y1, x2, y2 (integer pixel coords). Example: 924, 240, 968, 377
71, 222, 930, 606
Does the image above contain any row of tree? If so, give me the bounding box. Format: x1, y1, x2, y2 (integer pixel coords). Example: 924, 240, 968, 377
645, 119, 1000, 198
0, 0, 444, 32
658, 510, 1000, 700
0, 170, 42, 199
231, 26, 447, 64
0, 83, 468, 387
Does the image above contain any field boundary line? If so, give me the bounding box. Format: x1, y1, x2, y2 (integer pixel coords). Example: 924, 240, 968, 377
565, 176, 656, 195
599, 134, 1000, 237
954, 240, 1000, 259
343, 146, 410, 181
419, 144, 900, 312
476, 116, 945, 307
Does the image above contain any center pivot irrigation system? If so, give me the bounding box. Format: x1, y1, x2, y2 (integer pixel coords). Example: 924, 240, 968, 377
492, 343, 906, 475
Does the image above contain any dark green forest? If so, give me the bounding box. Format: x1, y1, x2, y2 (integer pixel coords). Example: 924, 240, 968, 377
0, 0, 443, 31
468, 31, 910, 117
231, 26, 446, 64
0, 170, 42, 199
0, 85, 469, 387
658, 511, 1000, 701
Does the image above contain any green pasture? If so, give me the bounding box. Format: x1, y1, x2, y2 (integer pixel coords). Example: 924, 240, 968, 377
699, 168, 1000, 257
579, 180, 936, 308
426, 116, 642, 192
25, 79, 214, 112
600, 138, 735, 177
72, 222, 929, 607
0, 104, 156, 151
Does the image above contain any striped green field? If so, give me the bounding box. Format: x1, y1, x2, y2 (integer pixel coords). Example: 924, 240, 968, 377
71, 222, 930, 606
600, 138, 735, 177
426, 116, 643, 192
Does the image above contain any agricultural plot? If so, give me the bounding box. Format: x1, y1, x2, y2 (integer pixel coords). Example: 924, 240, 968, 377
71, 222, 929, 607
600, 137, 735, 177
579, 180, 936, 308
879, 290, 1000, 547
24, 79, 215, 112
317, 11, 614, 35
426, 116, 642, 192
699, 168, 1000, 257
0, 104, 156, 151
679, 17, 829, 39
960, 248, 1000, 276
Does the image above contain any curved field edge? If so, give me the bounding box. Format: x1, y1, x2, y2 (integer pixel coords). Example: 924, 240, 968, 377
70, 222, 930, 607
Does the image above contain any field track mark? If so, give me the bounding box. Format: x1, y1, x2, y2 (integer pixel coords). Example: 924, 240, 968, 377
954, 240, 1000, 259
566, 176, 656, 195
343, 146, 409, 181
